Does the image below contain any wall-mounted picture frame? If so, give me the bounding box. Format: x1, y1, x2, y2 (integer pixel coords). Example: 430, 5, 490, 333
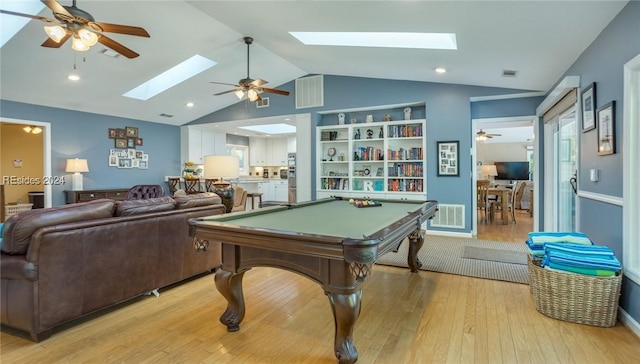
115, 138, 127, 148
125, 126, 138, 138
581, 82, 596, 132
135, 138, 143, 146
108, 154, 118, 167
597, 100, 615, 155
138, 161, 148, 169
116, 128, 126, 139
108, 128, 117, 139
127, 138, 136, 148
437, 141, 459, 177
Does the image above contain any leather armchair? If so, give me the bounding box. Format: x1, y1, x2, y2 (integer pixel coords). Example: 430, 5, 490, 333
126, 185, 165, 200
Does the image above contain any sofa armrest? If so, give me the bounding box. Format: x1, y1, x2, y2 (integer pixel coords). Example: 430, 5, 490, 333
0, 253, 37, 281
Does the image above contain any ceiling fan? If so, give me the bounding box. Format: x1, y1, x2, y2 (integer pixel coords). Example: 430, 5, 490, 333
0, 0, 150, 58
476, 129, 502, 141
211, 36, 290, 102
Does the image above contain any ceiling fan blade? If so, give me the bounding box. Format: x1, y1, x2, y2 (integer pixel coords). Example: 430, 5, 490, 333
210, 81, 240, 87
214, 89, 239, 96
260, 87, 290, 96
91, 22, 150, 37
41, 32, 71, 48
97, 34, 139, 59
0, 9, 55, 22
250, 79, 268, 87
42, 0, 73, 20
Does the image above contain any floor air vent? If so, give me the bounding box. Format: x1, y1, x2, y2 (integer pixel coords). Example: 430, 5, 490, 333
430, 204, 465, 229
295, 75, 324, 109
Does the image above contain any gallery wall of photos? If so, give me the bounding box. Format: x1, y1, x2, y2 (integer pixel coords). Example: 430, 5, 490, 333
107, 127, 149, 169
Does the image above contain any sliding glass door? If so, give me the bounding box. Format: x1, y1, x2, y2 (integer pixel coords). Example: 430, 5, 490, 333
552, 108, 577, 231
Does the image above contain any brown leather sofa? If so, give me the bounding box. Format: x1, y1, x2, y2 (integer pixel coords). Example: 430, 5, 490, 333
1, 192, 225, 341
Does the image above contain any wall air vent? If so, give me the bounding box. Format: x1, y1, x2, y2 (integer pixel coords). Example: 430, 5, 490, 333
295, 74, 324, 109
256, 97, 269, 108
430, 204, 465, 229
502, 69, 518, 77
159, 113, 174, 118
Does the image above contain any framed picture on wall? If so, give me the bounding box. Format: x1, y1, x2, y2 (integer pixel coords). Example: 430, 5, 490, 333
597, 101, 615, 155
581, 82, 596, 132
115, 138, 127, 148
437, 141, 459, 177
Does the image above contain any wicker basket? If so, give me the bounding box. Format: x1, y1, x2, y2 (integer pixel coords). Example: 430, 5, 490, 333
528, 257, 622, 327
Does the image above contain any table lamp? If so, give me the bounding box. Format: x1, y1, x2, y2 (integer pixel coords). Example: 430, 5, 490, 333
65, 158, 89, 190
204, 155, 239, 212
481, 164, 498, 181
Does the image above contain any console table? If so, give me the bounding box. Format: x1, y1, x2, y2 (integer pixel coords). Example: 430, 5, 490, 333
65, 189, 129, 204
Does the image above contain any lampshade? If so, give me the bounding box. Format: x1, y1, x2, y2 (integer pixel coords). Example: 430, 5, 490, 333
77, 28, 98, 47
71, 34, 90, 51
204, 155, 239, 180
234, 90, 245, 99
65, 158, 90, 173
247, 88, 261, 102
480, 164, 497, 178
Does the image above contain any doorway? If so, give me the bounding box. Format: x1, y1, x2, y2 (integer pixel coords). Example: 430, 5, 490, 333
550, 108, 578, 231
0, 118, 52, 213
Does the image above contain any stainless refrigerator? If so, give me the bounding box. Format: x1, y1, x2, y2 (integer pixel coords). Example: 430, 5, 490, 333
288, 153, 296, 203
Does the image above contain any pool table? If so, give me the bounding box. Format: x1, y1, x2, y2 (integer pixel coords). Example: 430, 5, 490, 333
189, 197, 438, 363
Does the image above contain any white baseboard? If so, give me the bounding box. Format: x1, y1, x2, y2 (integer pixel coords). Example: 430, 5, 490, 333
618, 307, 640, 338
425, 230, 473, 239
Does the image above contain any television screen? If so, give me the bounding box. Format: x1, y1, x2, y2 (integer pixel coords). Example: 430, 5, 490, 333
495, 162, 530, 181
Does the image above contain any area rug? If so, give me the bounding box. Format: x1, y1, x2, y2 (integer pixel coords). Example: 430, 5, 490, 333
376, 236, 529, 284
461, 245, 528, 265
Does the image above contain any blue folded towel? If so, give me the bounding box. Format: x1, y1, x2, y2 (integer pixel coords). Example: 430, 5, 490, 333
527, 232, 592, 246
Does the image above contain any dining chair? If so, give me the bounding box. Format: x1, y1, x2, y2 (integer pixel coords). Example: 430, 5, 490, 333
477, 180, 491, 222
183, 178, 200, 194
204, 178, 219, 192
231, 186, 248, 212
167, 177, 181, 195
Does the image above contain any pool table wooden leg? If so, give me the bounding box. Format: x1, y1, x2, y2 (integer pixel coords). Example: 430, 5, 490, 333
215, 269, 246, 332
407, 228, 424, 273
326, 290, 362, 364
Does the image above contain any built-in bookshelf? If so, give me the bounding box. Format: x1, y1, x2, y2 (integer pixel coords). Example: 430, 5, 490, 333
317, 118, 426, 200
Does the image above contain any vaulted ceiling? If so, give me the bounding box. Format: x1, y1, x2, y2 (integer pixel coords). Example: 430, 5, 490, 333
0, 1, 627, 126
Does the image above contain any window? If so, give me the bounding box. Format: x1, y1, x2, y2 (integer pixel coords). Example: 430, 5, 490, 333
226, 144, 249, 176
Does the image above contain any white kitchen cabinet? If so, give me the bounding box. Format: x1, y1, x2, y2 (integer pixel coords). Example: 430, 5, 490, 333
273, 180, 288, 202
181, 126, 226, 164
257, 181, 273, 201
249, 137, 288, 166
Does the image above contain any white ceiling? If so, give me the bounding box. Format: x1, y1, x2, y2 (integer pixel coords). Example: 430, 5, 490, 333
0, 1, 628, 127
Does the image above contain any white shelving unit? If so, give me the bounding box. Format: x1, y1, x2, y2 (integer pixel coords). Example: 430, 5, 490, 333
317, 119, 426, 201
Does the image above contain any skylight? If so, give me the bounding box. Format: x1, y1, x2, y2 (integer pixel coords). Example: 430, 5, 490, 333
289, 32, 457, 50
0, 0, 45, 48
123, 55, 217, 101
239, 124, 296, 135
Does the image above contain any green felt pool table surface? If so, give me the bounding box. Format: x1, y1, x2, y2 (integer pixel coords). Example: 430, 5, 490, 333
195, 198, 426, 239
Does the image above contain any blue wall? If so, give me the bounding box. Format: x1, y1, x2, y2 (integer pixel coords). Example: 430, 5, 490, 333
550, 1, 640, 323
189, 75, 536, 234
1, 100, 181, 206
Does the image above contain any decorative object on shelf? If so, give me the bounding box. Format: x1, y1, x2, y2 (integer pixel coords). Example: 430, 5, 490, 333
363, 165, 371, 176
204, 155, 240, 212
350, 118, 357, 124
404, 107, 412, 120
596, 100, 615, 155
366, 129, 374, 139
327, 147, 337, 161
338, 152, 345, 161
338, 112, 345, 125
383, 114, 392, 121
437, 141, 460, 177
354, 128, 361, 139
65, 158, 89, 191
183, 160, 196, 178
365, 114, 373, 123
379, 126, 384, 138
581, 83, 597, 132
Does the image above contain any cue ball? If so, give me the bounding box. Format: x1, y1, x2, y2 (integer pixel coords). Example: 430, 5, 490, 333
349, 198, 354, 204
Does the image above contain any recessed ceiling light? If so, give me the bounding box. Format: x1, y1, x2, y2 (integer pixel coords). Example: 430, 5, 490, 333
123, 55, 217, 101
186, 102, 194, 107
435, 67, 447, 74
239, 123, 297, 135
289, 32, 457, 50
68, 74, 80, 81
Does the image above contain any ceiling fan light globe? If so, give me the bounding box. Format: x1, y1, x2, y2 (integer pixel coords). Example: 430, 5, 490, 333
78, 28, 98, 47
44, 25, 67, 43
71, 35, 90, 51
247, 88, 259, 102
234, 90, 245, 99
32, 126, 43, 134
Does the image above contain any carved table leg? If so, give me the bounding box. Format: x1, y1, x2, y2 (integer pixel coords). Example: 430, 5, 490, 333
326, 290, 362, 364
215, 269, 246, 332
407, 228, 424, 273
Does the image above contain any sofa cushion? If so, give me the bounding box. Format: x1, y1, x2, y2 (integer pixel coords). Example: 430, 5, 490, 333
114, 196, 176, 216
173, 192, 221, 209
1, 199, 116, 255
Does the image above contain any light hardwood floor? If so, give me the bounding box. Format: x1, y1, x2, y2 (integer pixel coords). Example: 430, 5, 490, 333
2, 215, 638, 363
